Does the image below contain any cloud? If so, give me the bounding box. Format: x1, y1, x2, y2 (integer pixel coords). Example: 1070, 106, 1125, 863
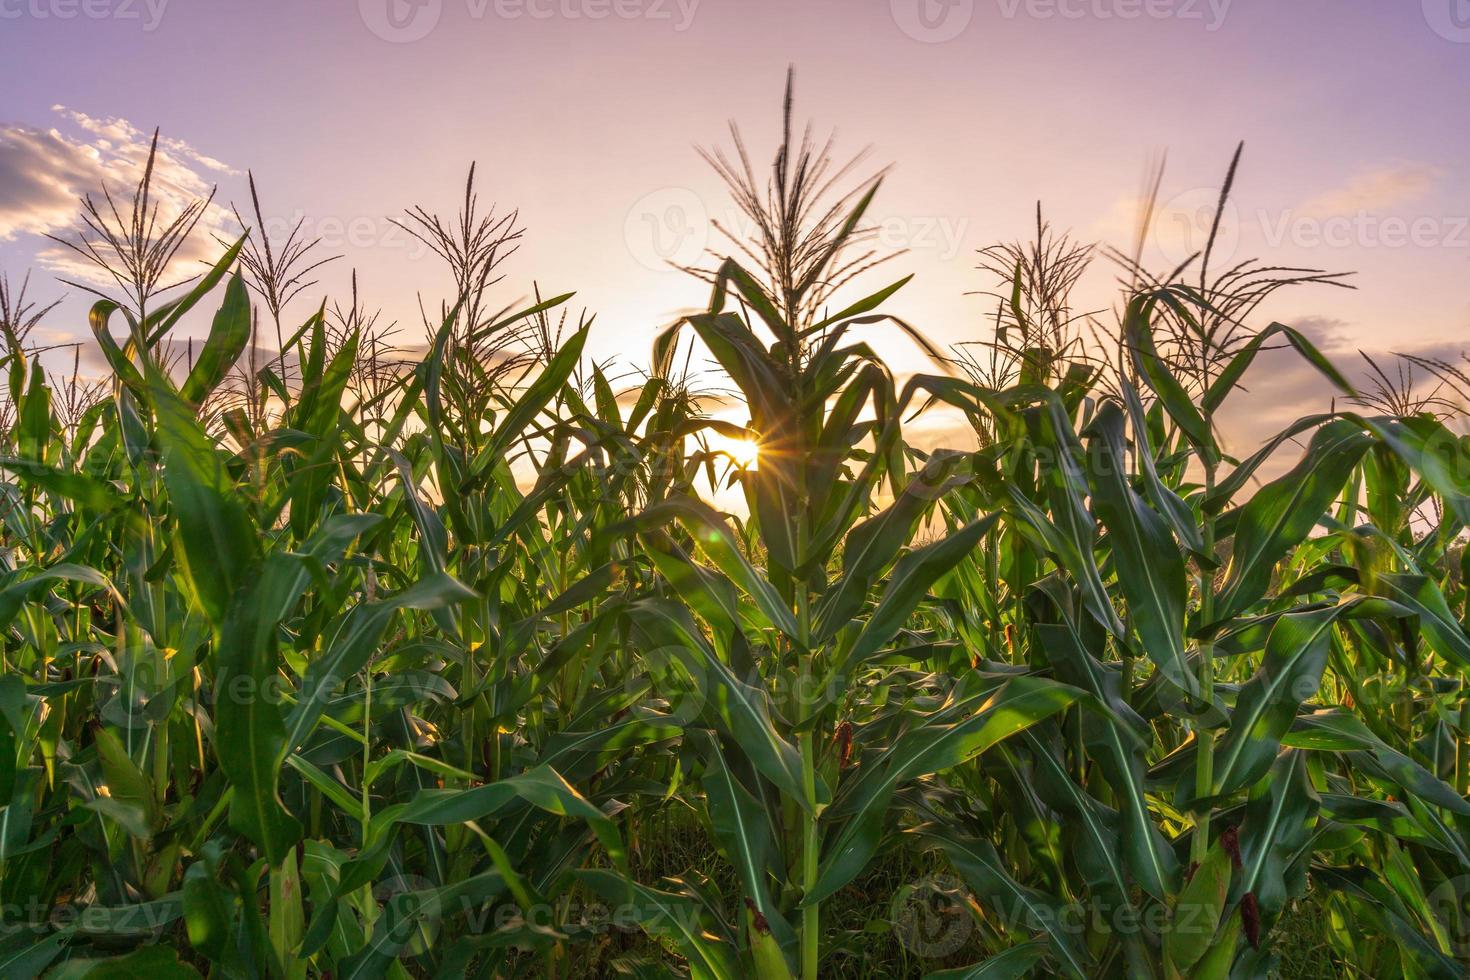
1282, 314, 1352, 351
0, 106, 239, 286
1295, 163, 1442, 219
1211, 313, 1470, 483
1212, 317, 1348, 460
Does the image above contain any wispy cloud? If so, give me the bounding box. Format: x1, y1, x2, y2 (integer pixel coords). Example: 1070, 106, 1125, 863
1214, 313, 1469, 472
1295, 163, 1442, 219
0, 106, 238, 285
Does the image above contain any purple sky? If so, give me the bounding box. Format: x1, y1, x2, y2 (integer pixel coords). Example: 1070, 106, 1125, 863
2, 0, 1469, 451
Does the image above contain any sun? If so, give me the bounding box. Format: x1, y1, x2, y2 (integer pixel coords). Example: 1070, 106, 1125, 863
706, 430, 761, 470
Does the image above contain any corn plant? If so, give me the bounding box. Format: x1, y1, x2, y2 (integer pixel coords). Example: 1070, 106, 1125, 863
0, 80, 1468, 980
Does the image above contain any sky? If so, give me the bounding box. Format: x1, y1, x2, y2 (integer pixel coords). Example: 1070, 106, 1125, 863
2, 0, 1469, 455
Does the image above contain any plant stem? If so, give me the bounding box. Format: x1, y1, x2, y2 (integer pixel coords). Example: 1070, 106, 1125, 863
1192, 459, 1218, 864
800, 731, 819, 980
796, 582, 819, 980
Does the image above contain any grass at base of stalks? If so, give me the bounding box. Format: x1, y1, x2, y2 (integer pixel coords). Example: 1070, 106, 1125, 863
539, 810, 1344, 978
1274, 893, 1347, 980
550, 814, 986, 978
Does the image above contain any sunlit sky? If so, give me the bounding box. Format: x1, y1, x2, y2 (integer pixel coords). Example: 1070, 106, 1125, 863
3, 0, 1469, 453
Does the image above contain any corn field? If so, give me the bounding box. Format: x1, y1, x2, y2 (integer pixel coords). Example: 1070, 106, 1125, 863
4, 84, 1470, 979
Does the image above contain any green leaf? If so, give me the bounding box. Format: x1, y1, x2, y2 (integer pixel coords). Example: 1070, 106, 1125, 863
1211, 603, 1353, 796
281, 571, 476, 756
93, 727, 157, 836
923, 942, 1048, 980
840, 515, 1000, 672
1203, 321, 1357, 413
922, 830, 1091, 979
1374, 573, 1470, 674
182, 855, 236, 962
1215, 420, 1371, 621
370, 765, 624, 869
144, 234, 248, 343
575, 871, 743, 980
180, 272, 252, 404
150, 373, 260, 625
1084, 402, 1194, 697
700, 733, 797, 961
807, 675, 1082, 905
0, 931, 68, 978
1346, 413, 1470, 525
626, 598, 812, 812
1237, 750, 1320, 919
16, 361, 51, 462
1285, 712, 1470, 815
1121, 292, 1211, 451
46, 945, 204, 979
629, 497, 799, 638
0, 563, 124, 633
1033, 577, 1177, 900
1015, 727, 1133, 904
0, 458, 125, 512
1314, 867, 1470, 979
1118, 375, 1205, 556
816, 454, 966, 640
214, 556, 303, 866
1165, 839, 1231, 971
482, 318, 588, 465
